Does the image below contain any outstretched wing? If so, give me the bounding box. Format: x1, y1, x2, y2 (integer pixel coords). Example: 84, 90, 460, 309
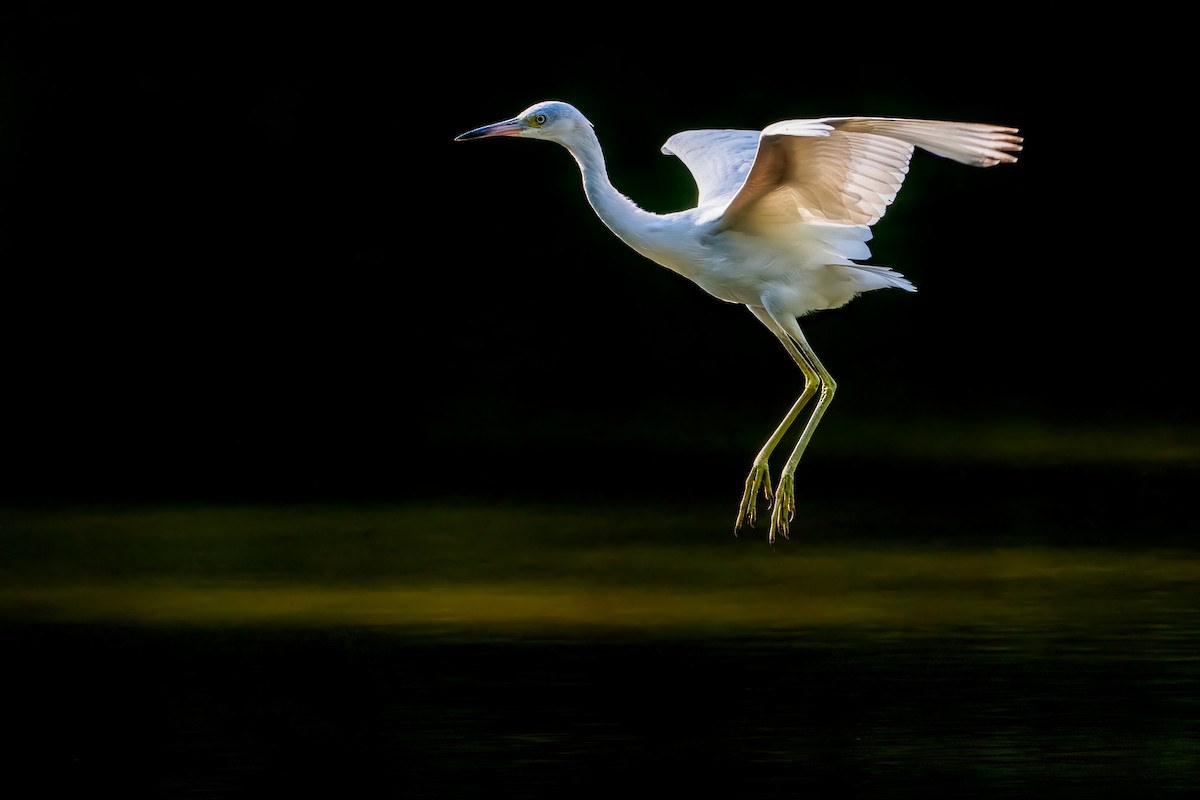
665, 117, 1023, 232
660, 128, 761, 215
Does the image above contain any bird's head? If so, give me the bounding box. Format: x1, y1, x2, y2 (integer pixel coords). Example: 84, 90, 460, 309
454, 100, 594, 147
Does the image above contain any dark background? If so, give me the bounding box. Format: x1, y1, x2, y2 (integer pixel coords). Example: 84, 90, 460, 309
3, 10, 1198, 799
1, 5, 1189, 505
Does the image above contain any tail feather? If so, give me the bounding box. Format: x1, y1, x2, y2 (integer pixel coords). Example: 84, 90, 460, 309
847, 263, 917, 293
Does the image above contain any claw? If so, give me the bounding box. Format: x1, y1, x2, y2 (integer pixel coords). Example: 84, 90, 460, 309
735, 461, 773, 533
768, 475, 797, 544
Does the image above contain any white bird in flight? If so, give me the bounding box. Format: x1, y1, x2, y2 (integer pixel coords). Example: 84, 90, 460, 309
456, 100, 1023, 543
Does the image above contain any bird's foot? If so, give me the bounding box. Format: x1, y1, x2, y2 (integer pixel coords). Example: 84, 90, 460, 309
735, 461, 773, 535
768, 475, 797, 544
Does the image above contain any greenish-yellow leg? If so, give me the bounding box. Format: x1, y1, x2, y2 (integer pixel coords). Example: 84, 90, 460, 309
767, 332, 836, 543
734, 376, 818, 531
736, 308, 836, 543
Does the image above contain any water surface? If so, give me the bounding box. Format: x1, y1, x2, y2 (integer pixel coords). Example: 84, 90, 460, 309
2, 463, 1197, 797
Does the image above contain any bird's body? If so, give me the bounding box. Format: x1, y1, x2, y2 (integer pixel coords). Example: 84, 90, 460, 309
456, 101, 1022, 543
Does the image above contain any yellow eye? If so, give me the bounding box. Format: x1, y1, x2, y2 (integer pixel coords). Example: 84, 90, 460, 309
531, 113, 548, 127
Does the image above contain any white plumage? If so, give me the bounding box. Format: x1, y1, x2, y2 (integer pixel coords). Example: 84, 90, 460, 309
456, 100, 1023, 543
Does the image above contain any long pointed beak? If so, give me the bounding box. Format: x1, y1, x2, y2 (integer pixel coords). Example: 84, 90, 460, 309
454, 118, 525, 141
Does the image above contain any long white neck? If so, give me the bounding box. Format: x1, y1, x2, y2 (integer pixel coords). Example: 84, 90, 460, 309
559, 128, 666, 251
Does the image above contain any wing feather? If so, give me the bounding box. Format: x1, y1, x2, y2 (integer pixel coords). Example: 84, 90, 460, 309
660, 129, 762, 212
661, 116, 1022, 233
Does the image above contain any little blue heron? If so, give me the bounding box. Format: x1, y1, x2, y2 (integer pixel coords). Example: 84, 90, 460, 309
456, 101, 1023, 543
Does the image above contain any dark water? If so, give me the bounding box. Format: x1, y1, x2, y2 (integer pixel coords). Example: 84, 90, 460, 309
3, 460, 1198, 797
7, 620, 1198, 798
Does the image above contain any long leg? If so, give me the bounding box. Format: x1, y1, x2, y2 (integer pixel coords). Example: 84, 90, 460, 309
766, 316, 836, 543
735, 306, 822, 533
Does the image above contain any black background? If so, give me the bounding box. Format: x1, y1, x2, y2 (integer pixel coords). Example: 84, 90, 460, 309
4, 11, 1198, 799
2, 5, 1188, 504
